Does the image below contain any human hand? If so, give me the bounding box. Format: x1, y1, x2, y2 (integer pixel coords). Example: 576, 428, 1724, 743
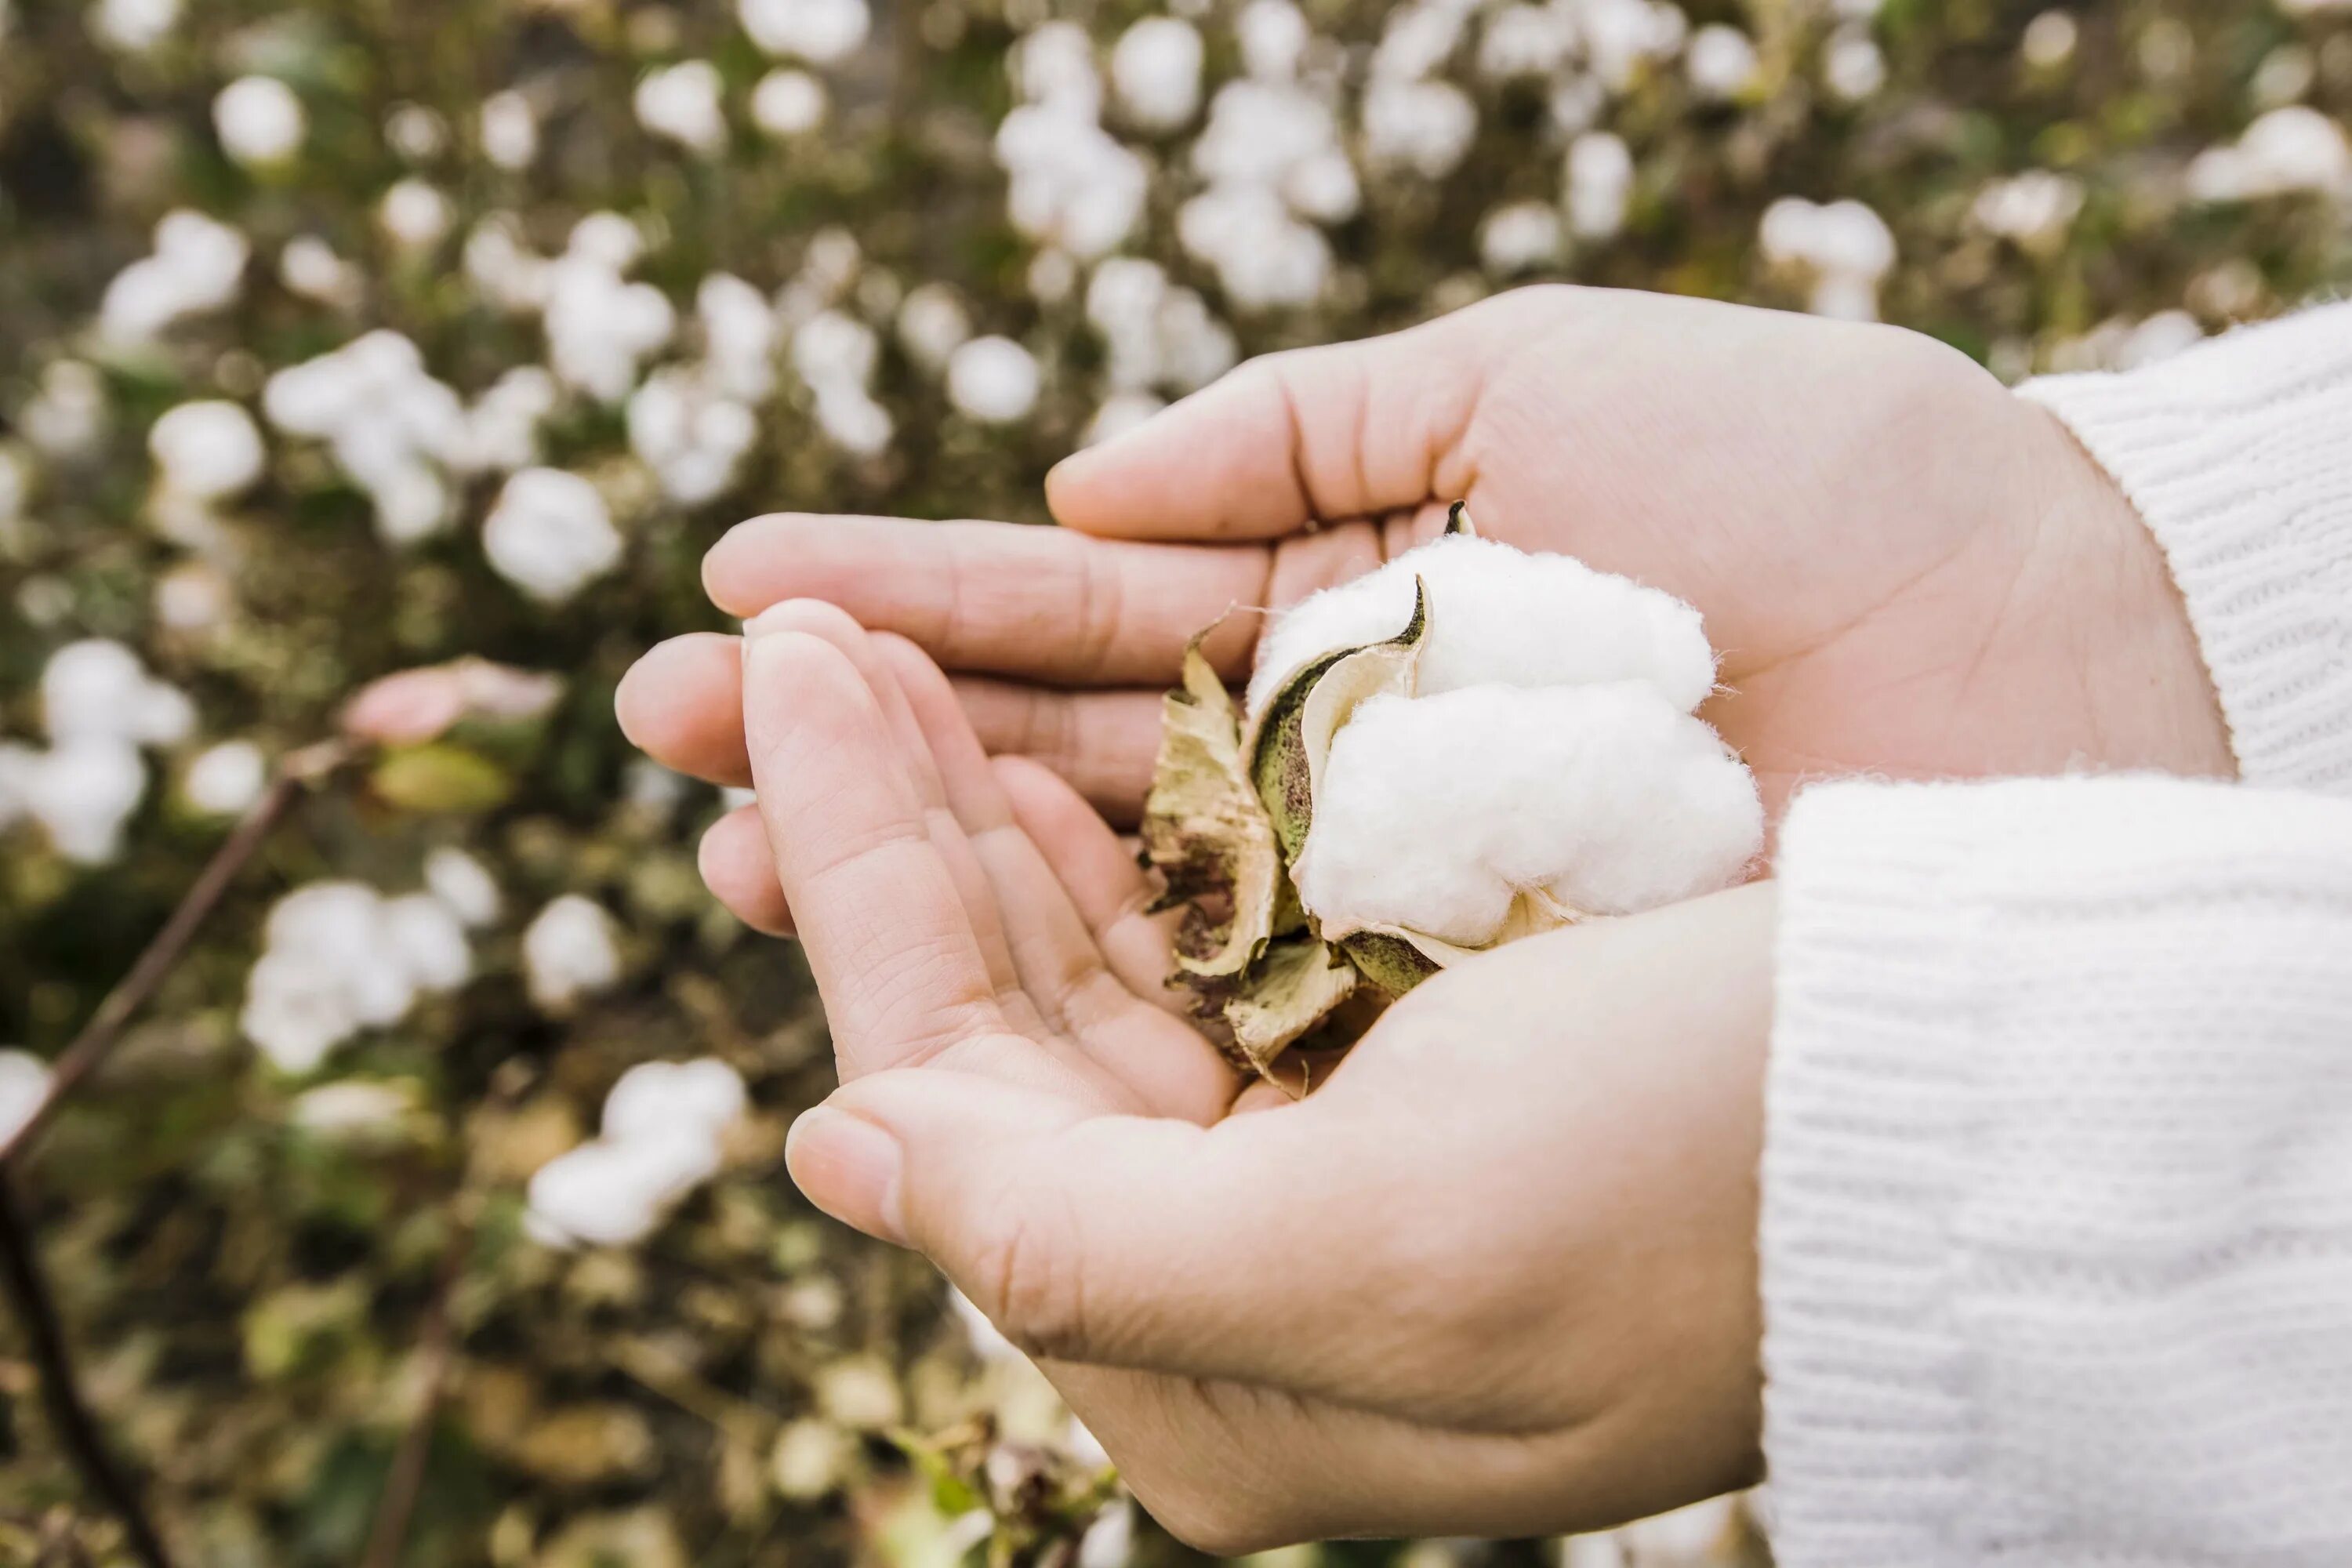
737, 602, 1774, 1550
619, 284, 2230, 934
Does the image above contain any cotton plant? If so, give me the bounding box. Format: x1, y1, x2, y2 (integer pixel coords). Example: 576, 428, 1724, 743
0, 640, 194, 865
1142, 509, 1762, 1073
96, 209, 248, 345
524, 1057, 748, 1247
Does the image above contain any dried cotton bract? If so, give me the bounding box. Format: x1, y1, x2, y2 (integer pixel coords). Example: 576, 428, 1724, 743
1142, 507, 1761, 1077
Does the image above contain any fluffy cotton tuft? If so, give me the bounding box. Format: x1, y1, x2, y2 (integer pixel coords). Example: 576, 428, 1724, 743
1111, 16, 1203, 129
183, 739, 267, 815
945, 335, 1040, 423
149, 399, 266, 502
0, 1050, 53, 1148
522, 893, 622, 1011
214, 76, 306, 166
1294, 683, 1762, 944
1246, 532, 1716, 717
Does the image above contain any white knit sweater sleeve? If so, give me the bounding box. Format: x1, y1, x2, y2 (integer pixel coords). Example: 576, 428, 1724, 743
1761, 309, 2352, 1568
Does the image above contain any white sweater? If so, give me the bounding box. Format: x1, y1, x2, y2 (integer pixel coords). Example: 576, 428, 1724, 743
1761, 304, 2352, 1566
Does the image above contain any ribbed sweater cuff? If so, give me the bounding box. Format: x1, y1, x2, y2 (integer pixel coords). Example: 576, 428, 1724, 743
1759, 783, 1984, 1566
2018, 304, 2352, 795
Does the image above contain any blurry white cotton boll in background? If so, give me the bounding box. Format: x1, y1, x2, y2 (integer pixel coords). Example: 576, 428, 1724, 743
379, 178, 452, 251
1759, 196, 1896, 318
424, 846, 501, 927
526, 1057, 746, 1247
1237, 0, 1308, 80
1178, 181, 1330, 310
21, 363, 111, 457
698, 272, 781, 401
213, 75, 306, 166
629, 366, 758, 505
91, 0, 178, 52
739, 0, 869, 64
42, 639, 193, 747
1362, 79, 1477, 179
263, 331, 470, 543
480, 89, 539, 169
0, 1051, 51, 1148
1111, 16, 1203, 130
279, 235, 362, 308
1971, 169, 2084, 252
2020, 9, 2078, 70
946, 336, 1041, 423
2187, 106, 2352, 201
1822, 27, 1887, 102
182, 739, 267, 816
99, 210, 249, 345
1685, 24, 1759, 100
1566, 132, 1635, 240
1479, 201, 1564, 274
16, 740, 147, 865
895, 283, 971, 373
482, 468, 622, 603
636, 60, 728, 155
148, 400, 264, 503
289, 1080, 416, 1139
522, 894, 622, 1011
752, 69, 828, 137
542, 216, 677, 402
240, 880, 476, 1072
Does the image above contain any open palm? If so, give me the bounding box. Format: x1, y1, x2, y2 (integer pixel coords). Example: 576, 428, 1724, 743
622, 285, 2226, 935
736, 600, 1772, 1549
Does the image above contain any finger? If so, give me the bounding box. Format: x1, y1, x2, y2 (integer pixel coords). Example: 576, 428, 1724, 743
617, 633, 750, 784
699, 804, 793, 935
702, 514, 1269, 684
953, 678, 1164, 824
739, 624, 1005, 1075
1044, 303, 1504, 541
876, 637, 1236, 1121
992, 754, 1182, 1011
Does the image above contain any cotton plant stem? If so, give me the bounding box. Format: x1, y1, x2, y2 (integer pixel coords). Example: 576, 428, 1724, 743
0, 739, 350, 1167
356, 1217, 470, 1568
0, 1174, 175, 1568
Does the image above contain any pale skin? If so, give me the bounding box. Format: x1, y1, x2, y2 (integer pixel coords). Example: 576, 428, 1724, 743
616, 286, 2233, 1549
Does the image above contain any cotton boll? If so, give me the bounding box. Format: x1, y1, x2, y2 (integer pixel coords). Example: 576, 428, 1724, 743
1112, 16, 1203, 130
2020, 10, 2077, 70
946, 336, 1040, 423
381, 892, 472, 993
99, 212, 249, 344
1247, 533, 1717, 718
21, 740, 147, 864
601, 1058, 748, 1144
213, 76, 306, 166
183, 739, 267, 816
1686, 25, 1759, 100
280, 236, 361, 307
379, 179, 452, 251
698, 273, 780, 402
1178, 183, 1330, 310
523, 894, 622, 1011
636, 60, 728, 155
1478, 201, 1563, 274
1077, 1501, 1134, 1568
149, 400, 265, 502
1479, 5, 1573, 79
424, 846, 500, 927
241, 949, 361, 1072
289, 1080, 415, 1136
1566, 132, 1635, 240
895, 283, 971, 373
740, 0, 869, 64
0, 1051, 49, 1149
812, 383, 893, 456
1295, 684, 1762, 945
524, 1139, 680, 1247
481, 89, 539, 169
1238, 0, 1308, 80
483, 467, 622, 603
93, 0, 178, 52
1822, 28, 1886, 102
1363, 79, 1477, 180
752, 68, 828, 136
1971, 169, 2084, 249
791, 308, 880, 390
42, 640, 193, 746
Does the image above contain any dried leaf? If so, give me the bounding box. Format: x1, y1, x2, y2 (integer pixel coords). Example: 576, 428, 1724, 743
1223, 937, 1359, 1076
1138, 639, 1281, 980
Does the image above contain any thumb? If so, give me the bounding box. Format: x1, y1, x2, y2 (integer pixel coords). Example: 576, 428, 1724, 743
786, 1069, 1328, 1375
1044, 301, 1505, 542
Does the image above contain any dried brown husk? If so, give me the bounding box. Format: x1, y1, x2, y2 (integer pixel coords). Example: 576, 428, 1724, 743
1223, 935, 1360, 1073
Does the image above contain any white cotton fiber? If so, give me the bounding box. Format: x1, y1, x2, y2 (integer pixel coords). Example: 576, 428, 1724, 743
1292, 682, 1763, 946
1245, 534, 1717, 719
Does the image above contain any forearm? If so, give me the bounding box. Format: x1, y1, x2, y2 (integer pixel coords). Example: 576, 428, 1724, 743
1760, 775, 2352, 1566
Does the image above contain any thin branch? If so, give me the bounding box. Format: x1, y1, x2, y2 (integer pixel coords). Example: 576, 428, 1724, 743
0, 1174, 174, 1568
0, 740, 351, 1167
354, 1217, 470, 1568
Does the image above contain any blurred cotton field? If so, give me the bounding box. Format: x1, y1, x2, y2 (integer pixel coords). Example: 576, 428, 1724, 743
0, 0, 2347, 1561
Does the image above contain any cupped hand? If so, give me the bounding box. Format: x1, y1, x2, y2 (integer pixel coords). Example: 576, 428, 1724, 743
619, 284, 2230, 934
739, 603, 1773, 1551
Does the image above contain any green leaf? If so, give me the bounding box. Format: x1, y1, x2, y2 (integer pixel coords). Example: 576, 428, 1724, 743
370, 742, 514, 814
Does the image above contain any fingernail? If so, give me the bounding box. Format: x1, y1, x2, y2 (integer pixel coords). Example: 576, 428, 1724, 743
786, 1106, 907, 1245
